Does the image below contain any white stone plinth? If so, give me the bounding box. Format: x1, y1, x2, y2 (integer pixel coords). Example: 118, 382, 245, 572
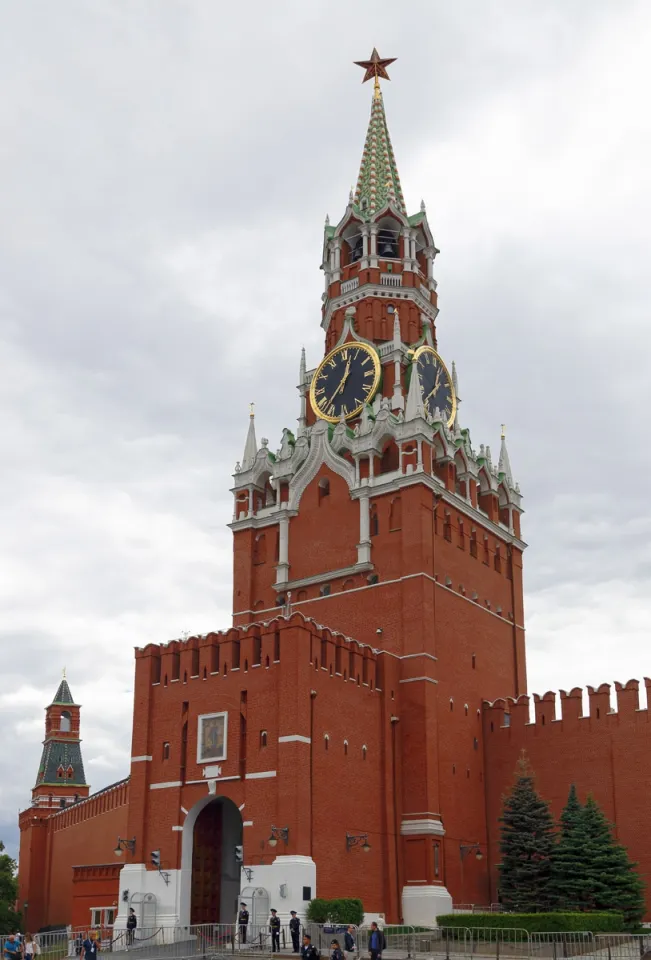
401, 885, 453, 926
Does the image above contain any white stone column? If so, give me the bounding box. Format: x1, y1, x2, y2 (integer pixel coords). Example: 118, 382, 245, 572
275, 514, 290, 585
402, 228, 412, 271
362, 227, 369, 259
370, 225, 378, 268
248, 485, 254, 516
417, 440, 423, 472
357, 491, 371, 564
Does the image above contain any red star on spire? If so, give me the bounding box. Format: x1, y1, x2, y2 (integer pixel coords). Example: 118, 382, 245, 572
354, 48, 397, 85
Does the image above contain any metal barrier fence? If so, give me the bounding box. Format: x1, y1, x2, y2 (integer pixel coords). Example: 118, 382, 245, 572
30, 925, 651, 960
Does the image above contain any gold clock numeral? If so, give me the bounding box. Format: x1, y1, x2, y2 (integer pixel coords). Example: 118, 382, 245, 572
318, 396, 327, 410
341, 349, 349, 360
341, 404, 348, 417
327, 404, 336, 417
354, 397, 363, 406
328, 358, 337, 369
361, 355, 370, 366
364, 369, 374, 377
315, 387, 325, 397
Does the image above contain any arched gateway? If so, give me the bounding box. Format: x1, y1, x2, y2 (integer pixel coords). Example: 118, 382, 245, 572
182, 795, 243, 925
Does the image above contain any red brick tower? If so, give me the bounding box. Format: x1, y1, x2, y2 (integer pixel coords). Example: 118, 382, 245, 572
18, 674, 90, 929
229, 50, 527, 921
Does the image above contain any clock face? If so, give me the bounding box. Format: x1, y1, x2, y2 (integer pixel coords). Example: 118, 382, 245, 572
413, 345, 457, 427
309, 342, 381, 423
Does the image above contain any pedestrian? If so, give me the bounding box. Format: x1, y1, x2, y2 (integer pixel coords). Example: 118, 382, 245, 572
23, 937, 35, 960
289, 912, 300, 953
269, 909, 281, 953
3, 935, 21, 960
82, 936, 96, 960
238, 902, 250, 945
331, 940, 344, 960
367, 923, 385, 960
344, 927, 356, 958
126, 908, 137, 946
301, 934, 319, 960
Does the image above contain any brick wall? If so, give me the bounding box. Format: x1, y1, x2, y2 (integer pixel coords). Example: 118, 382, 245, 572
483, 680, 651, 915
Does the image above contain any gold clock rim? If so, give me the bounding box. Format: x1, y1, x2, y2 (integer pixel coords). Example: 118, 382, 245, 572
309, 341, 382, 424
412, 344, 457, 429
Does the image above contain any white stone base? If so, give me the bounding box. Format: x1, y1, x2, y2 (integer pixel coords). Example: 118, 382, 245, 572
401, 885, 453, 926
115, 856, 317, 930
241, 855, 316, 926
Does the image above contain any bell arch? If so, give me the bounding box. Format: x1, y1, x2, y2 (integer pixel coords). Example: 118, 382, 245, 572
180, 794, 243, 926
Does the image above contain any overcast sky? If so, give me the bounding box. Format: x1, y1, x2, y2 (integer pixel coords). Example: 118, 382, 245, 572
2, 0, 650, 858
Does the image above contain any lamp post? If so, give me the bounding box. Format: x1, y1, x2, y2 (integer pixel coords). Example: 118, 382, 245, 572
268, 826, 289, 847
459, 843, 483, 905
346, 833, 371, 853
114, 837, 136, 857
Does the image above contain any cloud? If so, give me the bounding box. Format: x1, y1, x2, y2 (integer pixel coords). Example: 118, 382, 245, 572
1, 0, 651, 858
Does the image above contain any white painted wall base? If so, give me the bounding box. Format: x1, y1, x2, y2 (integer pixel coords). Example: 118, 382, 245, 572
115, 864, 183, 929
401, 885, 453, 926
241, 855, 316, 926
115, 855, 317, 930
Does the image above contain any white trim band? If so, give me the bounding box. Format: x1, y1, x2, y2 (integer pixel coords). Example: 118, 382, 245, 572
278, 735, 311, 744
245, 770, 277, 780
399, 677, 438, 685
131, 756, 152, 762
150, 781, 183, 790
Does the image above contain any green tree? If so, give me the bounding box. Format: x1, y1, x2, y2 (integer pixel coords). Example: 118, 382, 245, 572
580, 795, 645, 927
551, 784, 592, 910
497, 754, 557, 911
0, 841, 20, 936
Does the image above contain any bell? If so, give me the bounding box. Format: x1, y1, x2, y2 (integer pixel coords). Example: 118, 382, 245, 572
380, 240, 394, 257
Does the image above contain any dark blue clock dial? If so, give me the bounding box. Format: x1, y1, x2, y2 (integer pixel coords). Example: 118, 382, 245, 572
310, 343, 381, 423
414, 346, 456, 426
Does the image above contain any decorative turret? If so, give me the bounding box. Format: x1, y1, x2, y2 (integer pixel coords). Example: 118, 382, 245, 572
32, 672, 89, 810
241, 404, 258, 471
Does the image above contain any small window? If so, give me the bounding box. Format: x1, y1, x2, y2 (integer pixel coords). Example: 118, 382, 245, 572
434, 842, 440, 878
106, 909, 115, 926
464, 704, 468, 716
320, 584, 331, 597
362, 744, 367, 760
324, 734, 329, 751
56, 765, 64, 780
163, 742, 170, 760
92, 910, 102, 927
470, 533, 478, 559
449, 699, 454, 712
253, 635, 261, 666
443, 513, 452, 542
260, 730, 268, 748
67, 765, 74, 779
274, 631, 281, 661
60, 710, 72, 732
191, 648, 200, 677
318, 477, 330, 503
473, 738, 478, 750
472, 654, 476, 670
370, 505, 379, 537
344, 740, 348, 755
494, 545, 502, 573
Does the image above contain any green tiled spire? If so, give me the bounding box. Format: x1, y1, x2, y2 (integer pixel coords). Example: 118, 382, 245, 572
354, 88, 406, 217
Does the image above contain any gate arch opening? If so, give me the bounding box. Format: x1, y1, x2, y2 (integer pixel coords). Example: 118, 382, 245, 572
181, 795, 243, 925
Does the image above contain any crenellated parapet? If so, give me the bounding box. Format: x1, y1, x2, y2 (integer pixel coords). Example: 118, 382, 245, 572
483, 678, 651, 733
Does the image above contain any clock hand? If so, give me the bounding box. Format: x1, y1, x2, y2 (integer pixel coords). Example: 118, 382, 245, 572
330, 359, 352, 403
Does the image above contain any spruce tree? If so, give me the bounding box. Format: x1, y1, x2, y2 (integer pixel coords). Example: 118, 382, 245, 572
551, 784, 592, 910
498, 754, 557, 912
580, 795, 645, 927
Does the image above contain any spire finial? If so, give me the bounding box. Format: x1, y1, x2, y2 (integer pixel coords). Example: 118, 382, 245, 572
63, 666, 66, 679
501, 423, 506, 439
353, 50, 405, 217
354, 48, 397, 91
249, 402, 255, 419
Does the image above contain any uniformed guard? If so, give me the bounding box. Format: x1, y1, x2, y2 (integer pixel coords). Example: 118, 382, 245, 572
289, 911, 300, 953
238, 902, 250, 945
269, 909, 281, 953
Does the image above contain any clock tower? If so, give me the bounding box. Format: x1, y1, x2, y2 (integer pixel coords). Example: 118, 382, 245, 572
229, 51, 525, 921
